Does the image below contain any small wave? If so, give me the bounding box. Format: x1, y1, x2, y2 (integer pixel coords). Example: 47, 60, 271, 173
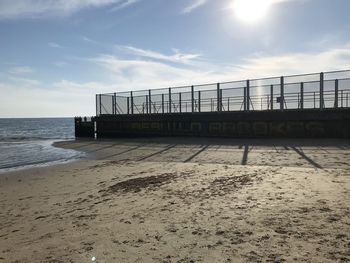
0, 156, 84, 174
0, 118, 78, 172
0, 139, 84, 173
0, 136, 74, 142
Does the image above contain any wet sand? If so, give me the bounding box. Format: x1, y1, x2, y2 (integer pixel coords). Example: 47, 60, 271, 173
1, 138, 350, 262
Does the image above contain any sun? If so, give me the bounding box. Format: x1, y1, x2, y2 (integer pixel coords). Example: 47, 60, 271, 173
232, 0, 273, 23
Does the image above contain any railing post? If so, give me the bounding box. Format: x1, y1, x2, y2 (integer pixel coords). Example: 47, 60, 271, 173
320, 72, 324, 109
130, 91, 134, 114
198, 91, 201, 112
149, 89, 152, 114
162, 94, 164, 113
112, 94, 114, 115
113, 93, 116, 115
244, 86, 247, 111
99, 94, 102, 115
168, 88, 172, 113
191, 85, 194, 113
334, 79, 338, 108
270, 85, 274, 110
300, 82, 304, 109
220, 89, 223, 111
246, 80, 250, 111
145, 95, 148, 114
127, 97, 130, 114
280, 76, 284, 110
96, 94, 98, 116
179, 92, 182, 113
217, 83, 221, 112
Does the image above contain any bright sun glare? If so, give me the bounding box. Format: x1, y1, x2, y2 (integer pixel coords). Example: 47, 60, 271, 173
233, 0, 273, 23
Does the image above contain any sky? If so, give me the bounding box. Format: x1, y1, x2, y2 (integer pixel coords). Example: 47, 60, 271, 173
0, 0, 350, 117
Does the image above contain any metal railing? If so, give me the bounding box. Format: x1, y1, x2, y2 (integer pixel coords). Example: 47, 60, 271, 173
96, 70, 350, 116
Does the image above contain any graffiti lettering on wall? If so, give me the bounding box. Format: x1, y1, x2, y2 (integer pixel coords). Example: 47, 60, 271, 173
107, 120, 327, 137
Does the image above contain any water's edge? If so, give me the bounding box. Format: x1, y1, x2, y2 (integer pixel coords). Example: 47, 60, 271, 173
0, 140, 86, 174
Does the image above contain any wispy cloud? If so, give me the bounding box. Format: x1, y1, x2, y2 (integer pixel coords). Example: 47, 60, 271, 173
110, 0, 140, 11
53, 61, 67, 67
89, 54, 200, 89
0, 0, 141, 19
89, 43, 350, 91
48, 42, 62, 48
120, 46, 201, 64
8, 66, 33, 74
82, 36, 95, 43
182, 0, 207, 14
8, 76, 40, 86
0, 80, 95, 117
1, 43, 350, 117
232, 44, 350, 79
82, 36, 109, 48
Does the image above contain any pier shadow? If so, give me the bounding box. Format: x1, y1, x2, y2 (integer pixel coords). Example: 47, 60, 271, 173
98, 137, 350, 148
85, 142, 122, 154
137, 144, 177, 161
102, 144, 148, 160
241, 145, 250, 165
291, 146, 322, 169
56, 137, 350, 168
56, 137, 350, 149
184, 145, 209, 163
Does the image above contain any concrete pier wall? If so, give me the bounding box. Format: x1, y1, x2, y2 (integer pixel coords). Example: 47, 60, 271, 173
74, 117, 95, 138
84, 108, 350, 138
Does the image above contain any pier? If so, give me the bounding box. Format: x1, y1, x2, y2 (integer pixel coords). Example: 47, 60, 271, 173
75, 70, 350, 138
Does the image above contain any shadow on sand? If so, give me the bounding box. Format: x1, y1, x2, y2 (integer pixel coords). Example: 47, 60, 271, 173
54, 137, 350, 169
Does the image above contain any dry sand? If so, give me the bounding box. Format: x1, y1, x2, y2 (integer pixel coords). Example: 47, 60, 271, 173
0, 138, 350, 263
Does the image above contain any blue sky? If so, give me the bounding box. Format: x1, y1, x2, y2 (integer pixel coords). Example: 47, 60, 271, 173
0, 0, 350, 117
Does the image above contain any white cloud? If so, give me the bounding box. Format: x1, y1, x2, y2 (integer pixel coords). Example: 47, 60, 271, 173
82, 36, 111, 49
53, 61, 67, 67
1, 43, 350, 117
0, 0, 141, 19
110, 0, 140, 11
48, 42, 62, 48
231, 44, 350, 79
89, 54, 205, 89
53, 79, 116, 94
88, 43, 350, 93
82, 36, 94, 43
0, 81, 96, 117
7, 76, 40, 86
182, 0, 207, 14
8, 66, 33, 74
120, 46, 201, 64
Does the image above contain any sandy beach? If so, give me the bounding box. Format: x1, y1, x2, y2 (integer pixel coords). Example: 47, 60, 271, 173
1, 138, 350, 263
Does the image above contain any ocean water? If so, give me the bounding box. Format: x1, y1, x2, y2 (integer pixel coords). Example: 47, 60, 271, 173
0, 118, 85, 173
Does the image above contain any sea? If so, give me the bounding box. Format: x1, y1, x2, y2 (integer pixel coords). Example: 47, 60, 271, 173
0, 118, 85, 173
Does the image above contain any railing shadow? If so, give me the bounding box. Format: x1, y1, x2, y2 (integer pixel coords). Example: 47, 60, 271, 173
57, 137, 350, 168
291, 146, 322, 169
184, 145, 209, 163
241, 144, 251, 165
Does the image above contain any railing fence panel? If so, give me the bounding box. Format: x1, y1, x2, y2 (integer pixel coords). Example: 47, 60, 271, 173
96, 70, 350, 116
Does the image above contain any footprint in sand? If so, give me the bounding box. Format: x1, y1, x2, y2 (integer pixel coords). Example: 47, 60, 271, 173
81, 241, 94, 252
